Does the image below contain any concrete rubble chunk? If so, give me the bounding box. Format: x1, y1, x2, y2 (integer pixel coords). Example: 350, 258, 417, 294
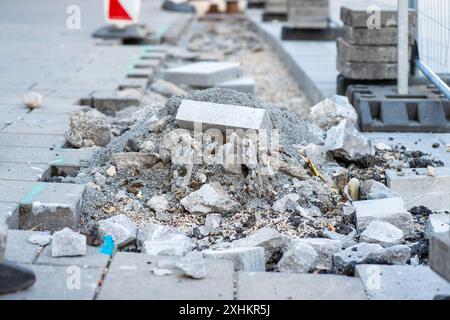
354, 197, 415, 238
297, 238, 342, 269
203, 213, 222, 235
163, 61, 243, 86
176, 253, 207, 279
360, 179, 399, 200
150, 79, 187, 97
98, 214, 137, 248
215, 77, 255, 94
309, 95, 358, 131
386, 167, 450, 212
425, 214, 450, 240
202, 247, 265, 271
51, 228, 86, 258
139, 224, 192, 256
277, 242, 319, 273
232, 227, 291, 262
27, 232, 52, 247
180, 183, 239, 215
112, 152, 160, 172
360, 221, 404, 247
375, 245, 411, 265
66, 109, 112, 148
147, 195, 169, 213
175, 99, 272, 132
272, 193, 299, 213
325, 119, 373, 161
333, 243, 385, 274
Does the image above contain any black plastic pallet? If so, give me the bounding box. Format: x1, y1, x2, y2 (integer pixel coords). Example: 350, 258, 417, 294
262, 12, 287, 22
247, 2, 266, 9
337, 74, 396, 96
281, 26, 342, 41
347, 85, 450, 133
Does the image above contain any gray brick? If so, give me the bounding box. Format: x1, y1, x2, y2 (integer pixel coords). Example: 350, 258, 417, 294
164, 62, 243, 86
337, 59, 397, 80
237, 272, 367, 300
0, 163, 50, 182
97, 252, 234, 300
342, 25, 414, 46
340, 6, 416, 28
430, 232, 450, 282
386, 168, 450, 212
175, 99, 272, 132
355, 264, 450, 300
2, 113, 70, 135
0, 264, 102, 300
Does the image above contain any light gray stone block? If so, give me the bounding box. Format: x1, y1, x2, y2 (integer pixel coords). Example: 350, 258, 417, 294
354, 197, 414, 237
425, 214, 450, 240
164, 62, 243, 86
175, 99, 272, 133
360, 221, 404, 247
97, 253, 234, 300
386, 168, 450, 212
430, 232, 450, 282
355, 265, 450, 300
215, 77, 255, 94
296, 238, 342, 269
237, 272, 367, 300
0, 264, 102, 300
51, 228, 86, 257
202, 247, 265, 271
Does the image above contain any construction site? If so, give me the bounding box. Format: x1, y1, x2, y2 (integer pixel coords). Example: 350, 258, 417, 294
0, 0, 449, 301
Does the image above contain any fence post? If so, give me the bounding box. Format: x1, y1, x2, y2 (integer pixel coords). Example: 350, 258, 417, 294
397, 0, 409, 94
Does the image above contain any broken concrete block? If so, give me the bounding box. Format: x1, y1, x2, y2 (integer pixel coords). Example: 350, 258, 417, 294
175, 99, 272, 132
325, 119, 373, 161
360, 221, 404, 247
376, 245, 410, 265
277, 242, 319, 273
309, 95, 357, 131
297, 238, 342, 269
354, 197, 414, 238
232, 227, 291, 262
180, 183, 239, 215
425, 214, 450, 240
360, 179, 399, 200
112, 152, 159, 172
203, 213, 222, 235
27, 232, 52, 246
98, 214, 137, 248
150, 79, 187, 97
138, 223, 192, 256
202, 247, 265, 271
430, 232, 450, 282
163, 62, 243, 86
176, 254, 207, 279
272, 193, 300, 213
386, 167, 450, 212
66, 109, 112, 148
215, 77, 255, 94
333, 242, 385, 274
51, 228, 86, 257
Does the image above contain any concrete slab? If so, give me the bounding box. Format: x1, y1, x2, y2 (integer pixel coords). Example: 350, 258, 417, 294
36, 245, 110, 269
4, 230, 44, 264
175, 99, 272, 132
2, 113, 70, 135
0, 264, 102, 300
386, 168, 450, 212
0, 202, 20, 229
237, 272, 367, 300
164, 62, 243, 86
97, 252, 234, 300
355, 264, 450, 300
0, 163, 49, 182
0, 181, 85, 231
0, 133, 66, 148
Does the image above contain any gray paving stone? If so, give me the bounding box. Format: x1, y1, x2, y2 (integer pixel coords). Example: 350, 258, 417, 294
36, 245, 110, 269
4, 230, 44, 264
337, 59, 397, 80
342, 25, 414, 46
0, 202, 20, 229
164, 62, 243, 86
0, 163, 50, 182
0, 264, 102, 300
176, 99, 272, 132
355, 264, 450, 300
0, 181, 85, 231
215, 77, 255, 93
97, 252, 234, 300
386, 168, 450, 212
340, 6, 416, 28
0, 133, 66, 148
2, 113, 70, 135
237, 272, 367, 300
430, 232, 450, 282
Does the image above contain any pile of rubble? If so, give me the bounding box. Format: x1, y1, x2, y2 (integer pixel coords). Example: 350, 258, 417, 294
55, 87, 447, 276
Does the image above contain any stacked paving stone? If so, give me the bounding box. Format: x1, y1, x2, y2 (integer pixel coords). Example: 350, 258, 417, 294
337, 6, 416, 80
264, 0, 287, 16
287, 0, 329, 29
